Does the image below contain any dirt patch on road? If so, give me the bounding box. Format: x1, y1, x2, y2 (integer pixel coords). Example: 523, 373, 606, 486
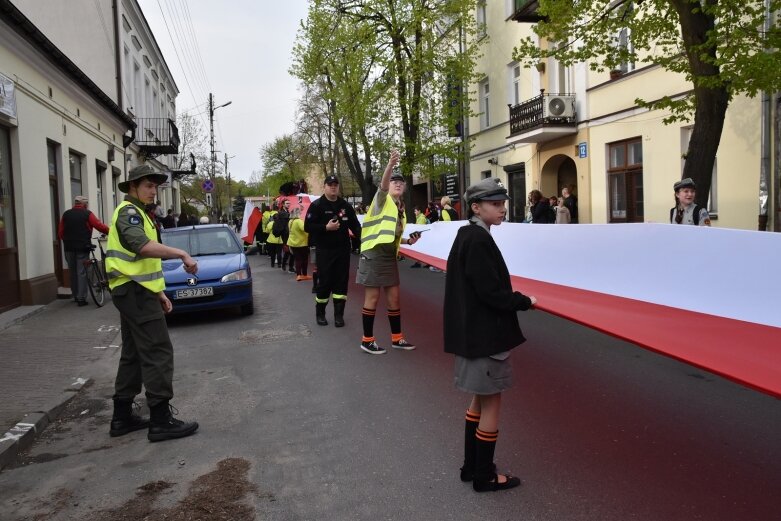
96, 457, 257, 521
239, 325, 311, 344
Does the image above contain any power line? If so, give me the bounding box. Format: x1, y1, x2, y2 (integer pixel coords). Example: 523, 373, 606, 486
161, 0, 208, 102
179, 0, 212, 93
154, 0, 205, 126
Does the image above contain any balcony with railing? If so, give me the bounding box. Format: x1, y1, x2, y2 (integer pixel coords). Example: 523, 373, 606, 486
510, 0, 546, 23
507, 91, 577, 144
134, 118, 180, 156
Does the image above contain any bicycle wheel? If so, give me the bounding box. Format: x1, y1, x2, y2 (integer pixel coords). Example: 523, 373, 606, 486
87, 261, 106, 307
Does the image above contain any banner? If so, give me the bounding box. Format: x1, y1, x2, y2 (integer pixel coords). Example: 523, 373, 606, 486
399, 222, 781, 398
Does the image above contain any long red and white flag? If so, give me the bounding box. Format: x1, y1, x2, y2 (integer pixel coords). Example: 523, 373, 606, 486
399, 222, 781, 398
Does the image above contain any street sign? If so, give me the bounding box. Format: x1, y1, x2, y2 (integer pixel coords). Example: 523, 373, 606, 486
202, 179, 214, 193
205, 193, 213, 207
578, 142, 588, 158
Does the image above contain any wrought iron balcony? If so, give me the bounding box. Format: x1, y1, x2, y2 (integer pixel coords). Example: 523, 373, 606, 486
134, 118, 180, 156
510, 0, 546, 23
507, 92, 577, 144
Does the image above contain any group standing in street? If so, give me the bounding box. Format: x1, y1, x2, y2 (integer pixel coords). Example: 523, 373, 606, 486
105, 165, 199, 443
58, 195, 110, 306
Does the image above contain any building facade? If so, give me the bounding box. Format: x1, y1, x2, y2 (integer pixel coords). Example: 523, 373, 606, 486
0, 0, 181, 312
467, 0, 773, 231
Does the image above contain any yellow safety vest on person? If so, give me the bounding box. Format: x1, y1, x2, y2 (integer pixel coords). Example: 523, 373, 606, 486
441, 208, 453, 221
360, 193, 406, 254
105, 201, 165, 292
265, 218, 283, 244
287, 217, 308, 248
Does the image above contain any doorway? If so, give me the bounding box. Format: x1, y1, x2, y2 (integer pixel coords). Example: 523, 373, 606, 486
48, 141, 63, 285
0, 125, 20, 312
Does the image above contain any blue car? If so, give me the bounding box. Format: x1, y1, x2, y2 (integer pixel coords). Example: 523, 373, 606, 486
160, 224, 254, 315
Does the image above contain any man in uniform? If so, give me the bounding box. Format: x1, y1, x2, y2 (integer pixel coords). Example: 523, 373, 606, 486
106, 165, 199, 442
304, 174, 362, 327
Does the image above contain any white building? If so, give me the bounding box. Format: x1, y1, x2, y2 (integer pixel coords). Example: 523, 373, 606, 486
0, 0, 183, 311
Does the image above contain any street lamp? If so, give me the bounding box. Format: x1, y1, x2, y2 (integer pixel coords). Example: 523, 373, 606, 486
208, 93, 232, 216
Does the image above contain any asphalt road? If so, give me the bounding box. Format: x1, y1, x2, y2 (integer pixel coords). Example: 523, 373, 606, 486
1, 252, 779, 520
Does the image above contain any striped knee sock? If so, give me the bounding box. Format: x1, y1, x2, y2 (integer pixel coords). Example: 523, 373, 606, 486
362, 307, 376, 340
388, 308, 402, 341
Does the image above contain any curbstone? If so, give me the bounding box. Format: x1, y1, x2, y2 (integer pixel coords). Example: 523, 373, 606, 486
0, 413, 48, 471
0, 379, 91, 471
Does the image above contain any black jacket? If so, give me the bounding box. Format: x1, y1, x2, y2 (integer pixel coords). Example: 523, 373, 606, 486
444, 222, 532, 358
304, 196, 361, 249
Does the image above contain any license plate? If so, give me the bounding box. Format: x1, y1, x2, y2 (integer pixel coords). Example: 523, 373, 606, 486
175, 287, 214, 299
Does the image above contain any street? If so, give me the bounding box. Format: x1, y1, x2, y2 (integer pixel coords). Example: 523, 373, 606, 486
1, 252, 779, 521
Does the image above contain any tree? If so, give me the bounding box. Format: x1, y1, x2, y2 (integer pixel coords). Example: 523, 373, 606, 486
293, 0, 484, 211
513, 0, 781, 207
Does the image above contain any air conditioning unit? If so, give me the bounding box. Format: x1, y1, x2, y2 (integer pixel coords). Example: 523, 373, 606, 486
543, 95, 575, 119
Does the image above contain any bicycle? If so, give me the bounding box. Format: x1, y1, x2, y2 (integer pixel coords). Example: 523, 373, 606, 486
84, 236, 109, 307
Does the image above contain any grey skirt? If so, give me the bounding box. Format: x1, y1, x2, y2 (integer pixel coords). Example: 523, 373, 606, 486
454, 355, 513, 395
356, 243, 399, 287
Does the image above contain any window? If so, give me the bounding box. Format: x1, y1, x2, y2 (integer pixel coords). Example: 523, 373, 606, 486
481, 170, 491, 180
510, 63, 522, 105
112, 167, 121, 209
607, 138, 643, 222
616, 28, 635, 73
132, 61, 140, 113
95, 161, 106, 223
681, 127, 717, 214
480, 79, 490, 129
69, 151, 84, 198
476, 1, 486, 38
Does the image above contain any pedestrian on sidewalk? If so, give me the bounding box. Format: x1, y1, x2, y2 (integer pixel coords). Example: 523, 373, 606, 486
444, 177, 537, 492
105, 165, 199, 442
58, 195, 110, 306
356, 150, 421, 355
304, 174, 361, 327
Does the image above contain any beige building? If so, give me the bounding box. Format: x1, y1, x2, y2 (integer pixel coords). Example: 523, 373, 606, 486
0, 0, 182, 312
467, 0, 770, 231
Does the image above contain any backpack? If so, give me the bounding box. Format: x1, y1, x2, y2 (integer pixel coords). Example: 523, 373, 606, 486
670, 205, 701, 225
271, 214, 286, 237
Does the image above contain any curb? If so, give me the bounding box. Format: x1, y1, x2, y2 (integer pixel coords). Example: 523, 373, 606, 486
0, 378, 92, 471
0, 305, 46, 334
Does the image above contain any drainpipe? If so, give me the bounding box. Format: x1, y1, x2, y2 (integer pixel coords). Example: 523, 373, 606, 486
758, 0, 772, 231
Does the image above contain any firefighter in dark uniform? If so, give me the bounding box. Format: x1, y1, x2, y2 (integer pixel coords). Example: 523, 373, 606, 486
304, 174, 362, 327
106, 165, 199, 442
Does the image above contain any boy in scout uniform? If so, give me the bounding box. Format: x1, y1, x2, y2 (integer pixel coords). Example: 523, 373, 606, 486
107, 165, 199, 442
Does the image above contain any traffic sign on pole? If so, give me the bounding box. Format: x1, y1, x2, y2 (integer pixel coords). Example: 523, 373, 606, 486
202, 179, 214, 193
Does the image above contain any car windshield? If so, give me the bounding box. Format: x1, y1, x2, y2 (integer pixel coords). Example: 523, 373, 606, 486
162, 228, 241, 256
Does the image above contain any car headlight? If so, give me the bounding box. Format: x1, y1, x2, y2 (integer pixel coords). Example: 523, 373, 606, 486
221, 269, 249, 282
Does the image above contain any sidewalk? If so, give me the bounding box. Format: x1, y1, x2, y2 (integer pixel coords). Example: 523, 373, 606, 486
0, 297, 121, 470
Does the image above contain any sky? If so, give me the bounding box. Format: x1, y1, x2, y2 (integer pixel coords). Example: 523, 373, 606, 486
137, 0, 310, 182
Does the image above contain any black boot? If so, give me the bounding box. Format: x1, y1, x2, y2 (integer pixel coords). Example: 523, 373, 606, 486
316, 302, 328, 326
147, 402, 199, 442
109, 399, 150, 437
473, 432, 521, 492
333, 299, 346, 328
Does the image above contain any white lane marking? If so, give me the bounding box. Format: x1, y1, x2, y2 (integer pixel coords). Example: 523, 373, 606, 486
98, 325, 120, 332
71, 378, 88, 386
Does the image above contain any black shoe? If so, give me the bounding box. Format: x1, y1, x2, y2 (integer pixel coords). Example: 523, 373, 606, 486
148, 403, 198, 442
109, 413, 150, 437
148, 417, 199, 442
473, 473, 521, 492
316, 302, 328, 326
77, 299, 89, 307
410, 262, 422, 268
288, 268, 295, 273
392, 338, 416, 350
360, 340, 386, 355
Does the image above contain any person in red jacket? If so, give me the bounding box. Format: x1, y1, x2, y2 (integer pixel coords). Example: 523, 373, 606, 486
58, 195, 109, 305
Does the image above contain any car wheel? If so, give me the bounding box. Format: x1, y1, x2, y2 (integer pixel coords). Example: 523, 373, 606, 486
240, 301, 254, 316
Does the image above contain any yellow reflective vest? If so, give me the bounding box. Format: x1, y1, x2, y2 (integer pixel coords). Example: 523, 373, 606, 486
360, 192, 406, 254
105, 201, 165, 292
287, 217, 308, 248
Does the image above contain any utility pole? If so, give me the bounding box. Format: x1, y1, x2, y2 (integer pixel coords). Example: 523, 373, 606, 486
208, 93, 232, 217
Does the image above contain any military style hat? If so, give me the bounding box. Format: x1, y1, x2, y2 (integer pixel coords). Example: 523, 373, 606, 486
118, 165, 169, 193
324, 174, 340, 185
464, 177, 510, 204
389, 169, 405, 182
673, 177, 696, 192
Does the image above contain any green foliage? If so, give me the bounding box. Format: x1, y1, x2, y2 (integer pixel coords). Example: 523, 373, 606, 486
514, 0, 781, 122
292, 0, 484, 179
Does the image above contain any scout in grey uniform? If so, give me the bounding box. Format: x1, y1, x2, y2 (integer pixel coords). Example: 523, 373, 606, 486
107, 165, 200, 442
670, 177, 711, 226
